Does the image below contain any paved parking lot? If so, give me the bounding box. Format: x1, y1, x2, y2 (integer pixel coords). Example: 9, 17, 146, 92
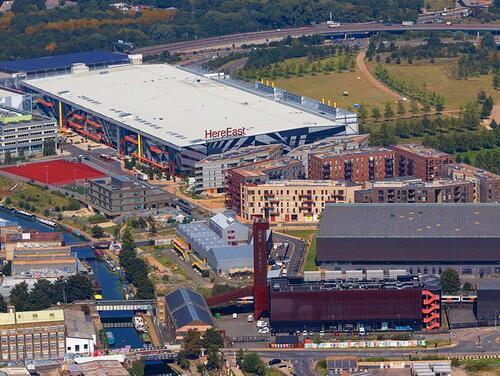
217, 314, 270, 347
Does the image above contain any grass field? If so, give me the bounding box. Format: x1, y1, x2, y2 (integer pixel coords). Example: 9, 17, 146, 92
455, 146, 500, 164
274, 56, 393, 109
9, 181, 80, 213
425, 0, 455, 11
367, 58, 499, 111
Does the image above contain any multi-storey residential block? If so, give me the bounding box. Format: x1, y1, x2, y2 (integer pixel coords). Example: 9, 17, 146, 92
0, 105, 57, 162
443, 163, 499, 203
308, 147, 395, 183
87, 175, 169, 216
240, 180, 361, 222
354, 178, 474, 204
225, 157, 303, 213
194, 144, 283, 193
391, 143, 453, 182
0, 308, 66, 362
287, 134, 370, 177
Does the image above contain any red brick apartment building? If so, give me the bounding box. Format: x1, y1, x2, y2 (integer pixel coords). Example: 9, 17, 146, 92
392, 143, 453, 182
308, 147, 395, 183
225, 157, 303, 213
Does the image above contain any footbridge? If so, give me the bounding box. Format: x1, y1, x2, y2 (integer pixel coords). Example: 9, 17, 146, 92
95, 299, 154, 311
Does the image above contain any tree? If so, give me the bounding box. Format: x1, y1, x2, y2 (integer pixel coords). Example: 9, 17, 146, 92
43, 139, 56, 156
384, 102, 395, 119
183, 329, 202, 359
91, 225, 104, 238
203, 328, 224, 350
463, 155, 471, 164
357, 104, 368, 120
29, 279, 55, 310
461, 102, 481, 130
206, 347, 223, 371
422, 102, 431, 114
10, 282, 31, 311
397, 101, 406, 116
491, 119, 498, 129
462, 282, 474, 292
371, 106, 381, 120
480, 96, 493, 119
410, 101, 419, 115
242, 352, 266, 376
236, 349, 244, 366
176, 350, 190, 370
440, 268, 461, 294
0, 295, 6, 313
493, 74, 500, 90
4, 150, 11, 164
480, 32, 496, 51
434, 96, 445, 112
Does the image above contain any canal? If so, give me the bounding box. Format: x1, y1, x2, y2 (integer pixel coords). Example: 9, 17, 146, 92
0, 210, 144, 349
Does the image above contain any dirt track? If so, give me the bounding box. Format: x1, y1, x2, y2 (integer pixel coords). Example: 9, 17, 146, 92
356, 50, 401, 101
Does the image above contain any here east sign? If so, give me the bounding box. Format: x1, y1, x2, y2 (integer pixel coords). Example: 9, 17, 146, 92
205, 127, 246, 140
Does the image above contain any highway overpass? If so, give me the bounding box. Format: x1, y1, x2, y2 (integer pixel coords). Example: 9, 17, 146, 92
135, 22, 500, 55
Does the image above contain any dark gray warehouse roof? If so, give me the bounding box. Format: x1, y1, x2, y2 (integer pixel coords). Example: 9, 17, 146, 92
318, 204, 500, 238
165, 288, 215, 330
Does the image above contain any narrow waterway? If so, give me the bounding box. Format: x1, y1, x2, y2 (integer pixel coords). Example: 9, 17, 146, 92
0, 209, 144, 349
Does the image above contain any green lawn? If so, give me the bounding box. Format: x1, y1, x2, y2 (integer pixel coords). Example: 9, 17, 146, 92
274, 56, 393, 109
367, 58, 498, 111
425, 0, 455, 11
8, 181, 80, 214
304, 236, 317, 271
455, 146, 500, 164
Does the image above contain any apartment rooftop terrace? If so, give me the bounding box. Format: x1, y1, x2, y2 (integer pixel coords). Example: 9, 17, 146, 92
230, 157, 301, 178
392, 143, 451, 158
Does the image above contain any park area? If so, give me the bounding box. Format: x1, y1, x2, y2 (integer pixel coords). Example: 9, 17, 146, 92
274, 55, 393, 109
1, 159, 105, 185
367, 58, 499, 111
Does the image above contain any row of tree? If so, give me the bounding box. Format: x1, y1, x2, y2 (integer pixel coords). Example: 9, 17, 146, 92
177, 328, 225, 372
1, 0, 427, 60
118, 227, 155, 299
374, 64, 445, 110
0, 275, 93, 312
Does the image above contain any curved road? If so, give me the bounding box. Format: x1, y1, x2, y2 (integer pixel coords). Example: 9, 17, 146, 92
136, 22, 500, 55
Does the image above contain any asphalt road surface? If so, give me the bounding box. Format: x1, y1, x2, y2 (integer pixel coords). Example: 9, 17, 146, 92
136, 22, 499, 55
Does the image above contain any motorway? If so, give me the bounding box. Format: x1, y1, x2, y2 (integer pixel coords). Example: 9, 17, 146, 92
136, 22, 500, 55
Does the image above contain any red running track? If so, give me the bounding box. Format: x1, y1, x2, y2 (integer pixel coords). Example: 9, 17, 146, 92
2, 160, 105, 185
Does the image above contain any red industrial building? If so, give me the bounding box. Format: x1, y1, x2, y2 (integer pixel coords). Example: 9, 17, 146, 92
269, 278, 441, 331
391, 143, 453, 182
308, 147, 395, 183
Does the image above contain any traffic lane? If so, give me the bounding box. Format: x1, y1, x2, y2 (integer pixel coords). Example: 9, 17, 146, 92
136, 23, 499, 55
273, 233, 306, 277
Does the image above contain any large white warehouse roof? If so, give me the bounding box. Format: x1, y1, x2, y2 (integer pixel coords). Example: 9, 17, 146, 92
25, 64, 337, 148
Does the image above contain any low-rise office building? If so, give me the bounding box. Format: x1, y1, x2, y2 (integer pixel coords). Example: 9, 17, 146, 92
64, 309, 97, 357
0, 105, 57, 162
308, 147, 395, 183
240, 180, 361, 223
392, 143, 453, 182
354, 178, 474, 204
0, 307, 66, 362
225, 157, 303, 213
287, 134, 369, 177
443, 163, 500, 203
194, 144, 283, 193
86, 175, 169, 216
209, 212, 249, 245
